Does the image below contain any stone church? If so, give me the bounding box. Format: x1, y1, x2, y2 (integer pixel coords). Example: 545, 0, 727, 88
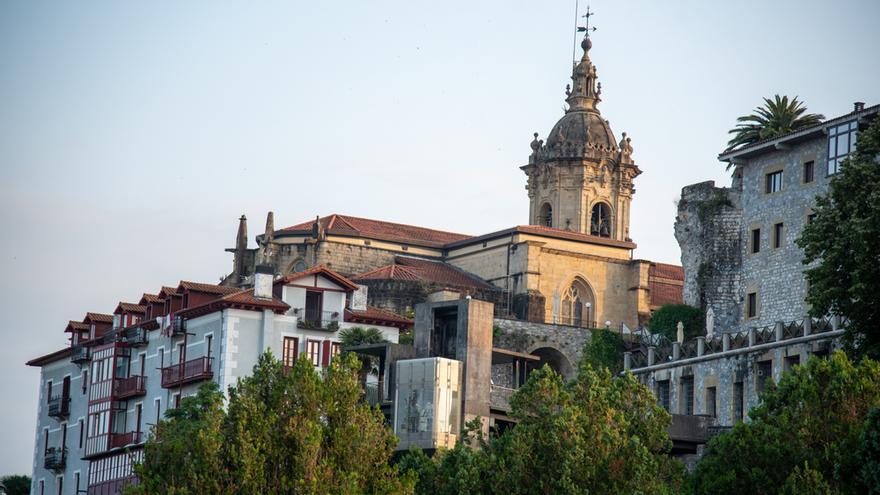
223, 33, 682, 330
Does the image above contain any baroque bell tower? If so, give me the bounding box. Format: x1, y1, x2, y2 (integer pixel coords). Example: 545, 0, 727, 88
521, 18, 641, 242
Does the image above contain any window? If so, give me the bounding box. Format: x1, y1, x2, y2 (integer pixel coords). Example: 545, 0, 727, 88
330, 342, 342, 361
282, 337, 299, 368
78, 419, 84, 448
784, 355, 800, 373
43, 428, 48, 454
590, 203, 612, 237
307, 340, 321, 367
47, 380, 53, 404
82, 371, 88, 394
757, 360, 773, 393
828, 120, 858, 175
176, 343, 185, 364
205, 334, 213, 359
155, 398, 161, 425
61, 423, 67, 450
680, 376, 694, 415
734, 381, 745, 422
803, 160, 815, 183
773, 222, 784, 249
158, 347, 165, 370
39, 479, 44, 495
56, 476, 62, 495
656, 380, 670, 411
173, 393, 181, 409
765, 170, 783, 193
706, 386, 717, 417
135, 404, 143, 434
747, 291, 758, 319
751, 228, 761, 254
75, 472, 80, 494
539, 203, 553, 227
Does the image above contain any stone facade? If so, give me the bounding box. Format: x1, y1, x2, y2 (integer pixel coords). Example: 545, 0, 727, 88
491, 317, 591, 379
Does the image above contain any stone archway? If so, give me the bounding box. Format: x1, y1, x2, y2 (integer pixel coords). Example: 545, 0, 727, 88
529, 346, 575, 380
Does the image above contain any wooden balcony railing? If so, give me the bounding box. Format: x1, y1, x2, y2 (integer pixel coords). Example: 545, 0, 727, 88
161, 356, 214, 388
109, 431, 143, 450
115, 375, 147, 399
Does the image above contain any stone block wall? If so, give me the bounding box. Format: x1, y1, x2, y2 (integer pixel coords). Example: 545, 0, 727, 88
675, 180, 742, 332
492, 318, 591, 378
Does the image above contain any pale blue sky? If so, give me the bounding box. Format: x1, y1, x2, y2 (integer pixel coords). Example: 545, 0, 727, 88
1, 0, 878, 475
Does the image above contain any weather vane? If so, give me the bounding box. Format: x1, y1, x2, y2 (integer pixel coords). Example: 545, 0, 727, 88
572, 3, 597, 65
578, 6, 596, 37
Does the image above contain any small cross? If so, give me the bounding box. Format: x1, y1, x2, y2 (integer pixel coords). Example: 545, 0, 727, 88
577, 5, 597, 36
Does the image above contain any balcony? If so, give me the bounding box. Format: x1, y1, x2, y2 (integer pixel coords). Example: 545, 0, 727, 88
161, 356, 214, 388
71, 344, 90, 364
295, 310, 340, 331
115, 375, 147, 400
47, 395, 70, 419
109, 431, 143, 450
44, 447, 66, 471
119, 326, 148, 347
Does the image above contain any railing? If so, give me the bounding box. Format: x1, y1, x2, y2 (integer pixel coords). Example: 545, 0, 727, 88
119, 326, 148, 347
109, 431, 143, 450
295, 310, 341, 331
44, 447, 66, 471
71, 344, 90, 363
47, 395, 70, 418
161, 356, 214, 388
115, 375, 147, 399
555, 316, 598, 330
364, 380, 386, 407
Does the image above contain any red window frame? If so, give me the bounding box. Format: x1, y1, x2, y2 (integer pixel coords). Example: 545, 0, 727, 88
282, 337, 299, 368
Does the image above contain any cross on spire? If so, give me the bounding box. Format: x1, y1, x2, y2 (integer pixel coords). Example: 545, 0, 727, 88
577, 5, 596, 38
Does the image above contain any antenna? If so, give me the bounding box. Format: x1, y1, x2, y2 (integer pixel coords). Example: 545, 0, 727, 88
571, 0, 579, 66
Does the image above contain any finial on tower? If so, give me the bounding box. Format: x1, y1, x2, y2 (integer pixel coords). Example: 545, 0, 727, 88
577, 6, 597, 53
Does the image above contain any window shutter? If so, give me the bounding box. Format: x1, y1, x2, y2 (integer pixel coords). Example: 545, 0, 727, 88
322, 340, 331, 367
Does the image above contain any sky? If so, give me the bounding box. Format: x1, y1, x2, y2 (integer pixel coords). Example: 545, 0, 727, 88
1, 0, 878, 476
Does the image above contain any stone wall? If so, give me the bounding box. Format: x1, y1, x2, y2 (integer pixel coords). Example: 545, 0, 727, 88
492, 317, 591, 379
674, 180, 742, 332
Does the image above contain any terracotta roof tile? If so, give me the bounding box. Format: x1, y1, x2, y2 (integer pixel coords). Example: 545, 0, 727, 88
177, 289, 289, 318
279, 214, 471, 248
158, 286, 179, 297
140, 293, 162, 304
84, 312, 113, 324
352, 264, 423, 282
649, 263, 684, 281
274, 264, 360, 291
64, 320, 89, 333
649, 280, 684, 307
115, 302, 147, 315
177, 281, 241, 295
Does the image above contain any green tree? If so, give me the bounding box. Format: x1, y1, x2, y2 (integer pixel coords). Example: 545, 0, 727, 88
129, 352, 412, 495
402, 362, 683, 494
858, 408, 880, 494
691, 352, 880, 494
339, 326, 388, 347
582, 327, 626, 374
0, 475, 31, 495
797, 117, 880, 360
726, 95, 824, 153
649, 304, 703, 342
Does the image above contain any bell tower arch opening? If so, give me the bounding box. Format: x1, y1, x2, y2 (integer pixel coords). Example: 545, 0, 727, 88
539, 203, 553, 228
590, 202, 612, 238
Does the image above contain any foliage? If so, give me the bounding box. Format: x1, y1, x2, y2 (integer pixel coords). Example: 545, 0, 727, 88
582, 327, 625, 374
0, 475, 31, 495
397, 328, 414, 345
401, 362, 683, 494
128, 352, 412, 495
726, 94, 824, 155
338, 326, 388, 348
649, 304, 704, 342
858, 408, 880, 494
779, 463, 832, 495
797, 117, 880, 360
691, 352, 880, 494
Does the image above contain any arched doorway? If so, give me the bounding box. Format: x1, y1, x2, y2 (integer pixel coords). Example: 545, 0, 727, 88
529, 347, 575, 380
590, 202, 612, 238
560, 277, 595, 328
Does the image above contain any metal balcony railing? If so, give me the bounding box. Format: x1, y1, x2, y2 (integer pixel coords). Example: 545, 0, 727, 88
556, 316, 598, 330
44, 447, 66, 471
295, 310, 340, 331
71, 344, 90, 364
161, 356, 214, 388
47, 395, 70, 418
115, 375, 147, 399
119, 326, 148, 347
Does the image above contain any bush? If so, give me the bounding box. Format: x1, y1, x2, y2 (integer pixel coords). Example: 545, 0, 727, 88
649, 304, 703, 341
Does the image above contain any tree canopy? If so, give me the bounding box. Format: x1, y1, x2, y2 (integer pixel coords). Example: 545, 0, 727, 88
691, 352, 880, 494
797, 116, 880, 360
338, 326, 388, 348
0, 475, 31, 495
128, 352, 412, 495
649, 304, 704, 342
726, 95, 824, 154
401, 361, 683, 495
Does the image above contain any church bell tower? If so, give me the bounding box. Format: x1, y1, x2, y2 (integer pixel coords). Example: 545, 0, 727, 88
521, 19, 641, 242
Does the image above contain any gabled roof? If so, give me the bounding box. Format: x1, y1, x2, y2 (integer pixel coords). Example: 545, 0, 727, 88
64, 320, 89, 333
177, 281, 241, 295
176, 289, 290, 319
277, 214, 471, 249
27, 347, 72, 367
344, 306, 413, 329
353, 257, 496, 291
444, 224, 638, 250
114, 302, 147, 315
158, 286, 180, 298
83, 312, 113, 324
274, 264, 360, 291
139, 293, 162, 305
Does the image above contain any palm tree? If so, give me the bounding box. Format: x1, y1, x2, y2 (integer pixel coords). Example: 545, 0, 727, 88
727, 95, 824, 154
339, 327, 388, 348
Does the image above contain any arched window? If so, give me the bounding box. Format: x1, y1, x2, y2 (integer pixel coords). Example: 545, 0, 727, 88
590, 203, 612, 238
560, 278, 595, 328
539, 203, 553, 228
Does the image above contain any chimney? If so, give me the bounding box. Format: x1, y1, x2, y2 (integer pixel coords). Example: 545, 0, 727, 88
854, 101, 865, 112
254, 265, 274, 299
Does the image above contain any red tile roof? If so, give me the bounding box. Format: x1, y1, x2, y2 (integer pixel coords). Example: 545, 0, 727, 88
84, 312, 113, 324
344, 306, 413, 329
444, 225, 638, 250
177, 281, 241, 295
177, 289, 290, 319
353, 257, 496, 291
278, 214, 471, 249
648, 262, 684, 307
115, 302, 147, 315
64, 320, 89, 333
158, 286, 179, 297
275, 264, 360, 291
139, 293, 162, 304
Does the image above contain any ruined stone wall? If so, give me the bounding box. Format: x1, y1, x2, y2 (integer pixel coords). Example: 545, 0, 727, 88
674, 181, 742, 332
492, 318, 591, 379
